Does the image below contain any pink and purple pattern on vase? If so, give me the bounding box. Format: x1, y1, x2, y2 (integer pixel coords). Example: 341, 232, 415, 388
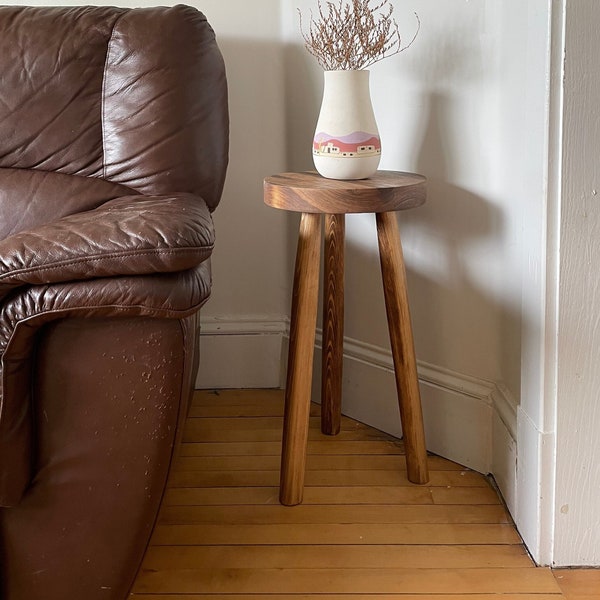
313, 130, 381, 158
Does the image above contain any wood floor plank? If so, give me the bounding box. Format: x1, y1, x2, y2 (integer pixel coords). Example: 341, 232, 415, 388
179, 439, 406, 456
141, 543, 533, 570
163, 486, 281, 506
188, 400, 315, 418
432, 486, 502, 504
553, 569, 600, 599
163, 485, 502, 506
185, 415, 370, 432
133, 567, 560, 595
151, 522, 521, 546
159, 504, 510, 525
182, 427, 395, 443
185, 415, 301, 430
174, 453, 461, 471
131, 595, 563, 600
183, 418, 397, 443
168, 469, 487, 488
162, 485, 435, 506
302, 485, 502, 505
191, 389, 285, 406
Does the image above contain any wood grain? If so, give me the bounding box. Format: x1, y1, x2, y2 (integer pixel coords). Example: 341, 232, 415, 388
377, 210, 429, 484
162, 484, 434, 506
134, 567, 559, 595
142, 543, 531, 569
167, 469, 487, 489
263, 170, 426, 213
553, 569, 600, 599
174, 453, 461, 471
159, 504, 510, 525
264, 172, 429, 502
179, 439, 406, 457
133, 595, 562, 600
321, 213, 344, 435
134, 595, 562, 600
280, 212, 321, 505
151, 522, 521, 546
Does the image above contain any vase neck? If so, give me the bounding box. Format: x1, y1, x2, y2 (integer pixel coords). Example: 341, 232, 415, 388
324, 69, 370, 79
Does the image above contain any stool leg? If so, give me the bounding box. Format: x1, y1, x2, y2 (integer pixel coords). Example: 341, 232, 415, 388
321, 213, 345, 435
280, 212, 322, 506
376, 211, 429, 485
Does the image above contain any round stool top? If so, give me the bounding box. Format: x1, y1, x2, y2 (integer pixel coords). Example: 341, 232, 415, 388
263, 170, 426, 214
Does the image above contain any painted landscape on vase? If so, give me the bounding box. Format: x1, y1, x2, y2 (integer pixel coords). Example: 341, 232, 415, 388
313, 130, 381, 158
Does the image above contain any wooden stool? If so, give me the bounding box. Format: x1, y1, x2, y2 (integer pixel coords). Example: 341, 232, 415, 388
263, 170, 430, 506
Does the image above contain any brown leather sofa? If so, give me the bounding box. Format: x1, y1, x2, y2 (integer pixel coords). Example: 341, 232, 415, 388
0, 5, 228, 599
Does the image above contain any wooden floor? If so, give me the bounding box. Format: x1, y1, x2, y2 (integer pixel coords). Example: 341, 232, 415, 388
130, 389, 597, 599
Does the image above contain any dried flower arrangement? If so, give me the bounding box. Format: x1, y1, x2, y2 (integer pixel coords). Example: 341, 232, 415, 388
299, 0, 420, 71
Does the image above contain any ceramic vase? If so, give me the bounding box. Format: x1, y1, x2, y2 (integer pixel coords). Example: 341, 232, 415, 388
313, 69, 381, 180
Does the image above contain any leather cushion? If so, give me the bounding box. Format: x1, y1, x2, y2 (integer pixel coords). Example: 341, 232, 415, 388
0, 192, 214, 299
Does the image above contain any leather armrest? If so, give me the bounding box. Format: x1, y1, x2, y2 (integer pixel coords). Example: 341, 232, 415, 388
0, 193, 214, 299
0, 262, 211, 507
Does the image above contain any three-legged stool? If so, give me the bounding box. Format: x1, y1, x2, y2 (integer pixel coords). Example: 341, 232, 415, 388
263, 170, 430, 506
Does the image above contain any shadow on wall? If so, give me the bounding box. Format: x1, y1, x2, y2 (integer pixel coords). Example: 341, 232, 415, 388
283, 43, 320, 174
203, 37, 294, 318
279, 42, 320, 289
280, 35, 522, 400
405, 90, 521, 393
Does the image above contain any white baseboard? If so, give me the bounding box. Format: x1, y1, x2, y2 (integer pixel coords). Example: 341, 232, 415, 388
312, 332, 518, 491
195, 316, 287, 389
491, 383, 518, 517
195, 317, 518, 519
515, 406, 556, 566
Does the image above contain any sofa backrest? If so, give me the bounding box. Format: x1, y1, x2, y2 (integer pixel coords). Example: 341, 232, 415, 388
0, 5, 228, 211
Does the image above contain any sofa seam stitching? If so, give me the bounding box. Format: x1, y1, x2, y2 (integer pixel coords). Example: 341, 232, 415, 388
0, 246, 214, 281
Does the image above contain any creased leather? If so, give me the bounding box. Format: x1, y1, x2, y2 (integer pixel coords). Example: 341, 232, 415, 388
0, 4, 229, 208
102, 5, 229, 209
0, 168, 140, 239
0, 6, 123, 176
0, 261, 211, 507
0, 193, 214, 299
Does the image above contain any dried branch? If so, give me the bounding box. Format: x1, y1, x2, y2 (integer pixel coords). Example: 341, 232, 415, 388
299, 0, 420, 70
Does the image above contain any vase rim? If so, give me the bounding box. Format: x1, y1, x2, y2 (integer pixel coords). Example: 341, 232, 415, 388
323, 68, 370, 72
323, 69, 370, 77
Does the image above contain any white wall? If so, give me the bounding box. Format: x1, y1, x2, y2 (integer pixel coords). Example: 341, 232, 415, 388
283, 0, 552, 542
285, 0, 547, 391
196, 1, 288, 315
190, 1, 294, 388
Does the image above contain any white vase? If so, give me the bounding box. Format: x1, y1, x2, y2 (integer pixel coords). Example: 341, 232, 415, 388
313, 69, 381, 180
